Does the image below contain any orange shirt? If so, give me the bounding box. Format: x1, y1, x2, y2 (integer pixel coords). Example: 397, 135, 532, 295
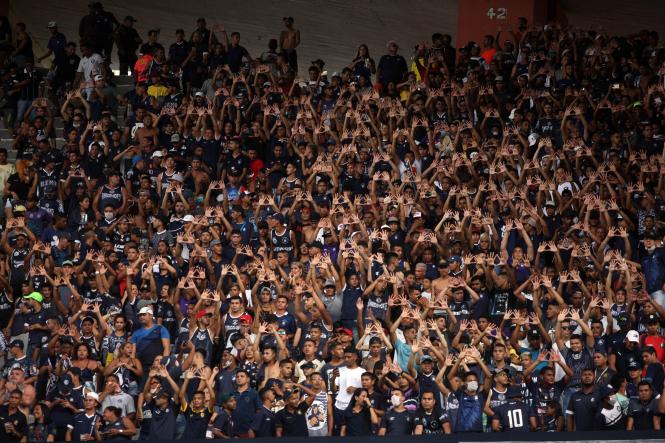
134, 54, 154, 83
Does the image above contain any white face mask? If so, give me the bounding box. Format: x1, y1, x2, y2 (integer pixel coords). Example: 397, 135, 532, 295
390, 395, 402, 407
608, 394, 617, 406
466, 381, 479, 392
104, 211, 114, 220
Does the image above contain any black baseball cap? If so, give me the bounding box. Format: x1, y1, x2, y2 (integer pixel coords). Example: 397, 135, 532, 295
646, 314, 659, 324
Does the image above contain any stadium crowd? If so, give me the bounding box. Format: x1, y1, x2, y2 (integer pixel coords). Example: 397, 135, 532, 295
1, 1, 665, 440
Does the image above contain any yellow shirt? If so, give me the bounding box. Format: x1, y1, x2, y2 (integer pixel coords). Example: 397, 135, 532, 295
148, 84, 169, 98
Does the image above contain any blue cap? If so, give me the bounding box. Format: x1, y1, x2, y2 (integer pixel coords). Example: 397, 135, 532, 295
507, 385, 523, 398
420, 355, 433, 364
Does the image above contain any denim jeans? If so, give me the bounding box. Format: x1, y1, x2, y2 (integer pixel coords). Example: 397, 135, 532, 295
175, 412, 186, 439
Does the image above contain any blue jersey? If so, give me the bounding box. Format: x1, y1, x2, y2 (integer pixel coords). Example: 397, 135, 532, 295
493, 400, 534, 432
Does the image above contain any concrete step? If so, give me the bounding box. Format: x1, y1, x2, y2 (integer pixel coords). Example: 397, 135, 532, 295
114, 75, 134, 86
116, 84, 134, 95
1, 138, 65, 150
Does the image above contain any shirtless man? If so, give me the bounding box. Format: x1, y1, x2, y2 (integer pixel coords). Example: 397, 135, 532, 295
432, 258, 451, 295
184, 157, 210, 195
134, 113, 159, 148
279, 17, 300, 72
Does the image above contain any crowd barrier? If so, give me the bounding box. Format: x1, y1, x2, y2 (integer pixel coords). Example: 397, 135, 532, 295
76, 429, 665, 443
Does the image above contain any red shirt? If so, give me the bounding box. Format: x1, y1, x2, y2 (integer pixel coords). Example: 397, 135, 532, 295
643, 334, 665, 362
249, 158, 265, 179
481, 48, 496, 65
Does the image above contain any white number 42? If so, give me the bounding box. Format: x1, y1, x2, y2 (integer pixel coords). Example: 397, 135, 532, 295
487, 7, 508, 19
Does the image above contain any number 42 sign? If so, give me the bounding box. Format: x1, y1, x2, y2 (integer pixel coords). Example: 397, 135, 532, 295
487, 7, 508, 19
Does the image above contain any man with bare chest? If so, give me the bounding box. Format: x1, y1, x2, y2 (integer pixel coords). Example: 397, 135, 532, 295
279, 16, 300, 72
432, 259, 451, 295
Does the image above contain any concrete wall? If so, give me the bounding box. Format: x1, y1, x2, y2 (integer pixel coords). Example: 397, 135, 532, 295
11, 0, 457, 75
9, 0, 665, 76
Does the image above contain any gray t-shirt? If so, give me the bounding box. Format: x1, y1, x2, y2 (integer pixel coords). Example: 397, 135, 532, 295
101, 391, 136, 417
320, 292, 342, 323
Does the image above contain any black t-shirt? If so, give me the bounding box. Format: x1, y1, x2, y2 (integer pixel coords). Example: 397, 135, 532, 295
155, 300, 178, 342
610, 344, 642, 378
27, 308, 49, 346
566, 389, 598, 431
529, 380, 564, 420
6, 173, 31, 200
378, 54, 408, 85
225, 153, 249, 176
0, 405, 27, 442
416, 372, 437, 399
46, 389, 85, 435
342, 407, 372, 436
274, 402, 309, 436
182, 404, 212, 439
57, 54, 81, 83
368, 390, 387, 412
380, 408, 415, 435
250, 406, 275, 437
413, 407, 449, 434
145, 401, 177, 440
226, 45, 250, 73
212, 409, 234, 437
628, 397, 659, 430
168, 41, 192, 66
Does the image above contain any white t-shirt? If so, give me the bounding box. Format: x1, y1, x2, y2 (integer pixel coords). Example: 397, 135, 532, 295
77, 53, 104, 84
333, 366, 365, 410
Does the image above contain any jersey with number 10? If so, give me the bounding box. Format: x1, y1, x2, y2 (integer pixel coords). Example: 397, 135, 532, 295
494, 400, 533, 432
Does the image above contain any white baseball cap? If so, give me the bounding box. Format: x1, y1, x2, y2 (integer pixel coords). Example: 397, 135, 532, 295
138, 306, 154, 316
625, 330, 640, 343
